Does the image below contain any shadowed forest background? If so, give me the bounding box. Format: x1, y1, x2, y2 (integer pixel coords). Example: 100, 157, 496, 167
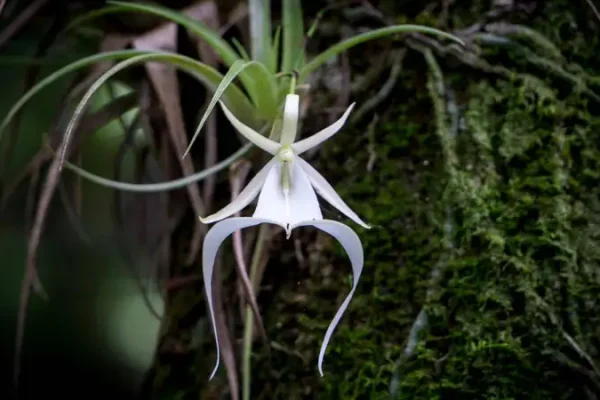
1, 0, 600, 399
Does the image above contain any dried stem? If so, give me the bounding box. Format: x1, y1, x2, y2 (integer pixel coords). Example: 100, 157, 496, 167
229, 161, 268, 343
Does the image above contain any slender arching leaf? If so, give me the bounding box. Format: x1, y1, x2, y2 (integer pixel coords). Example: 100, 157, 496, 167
271, 25, 282, 73
0, 50, 143, 144
281, 0, 305, 73
185, 59, 252, 158
231, 38, 252, 61
249, 0, 273, 70
107, 1, 240, 67
184, 59, 278, 158
59, 142, 253, 192
0, 50, 254, 145
300, 25, 465, 81
105, 1, 275, 122
66, 5, 127, 31
243, 61, 279, 120
56, 52, 256, 167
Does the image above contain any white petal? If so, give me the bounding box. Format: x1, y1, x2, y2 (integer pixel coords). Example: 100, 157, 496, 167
287, 162, 323, 224
296, 157, 370, 229
203, 216, 280, 380
200, 158, 277, 224
279, 94, 300, 145
253, 160, 322, 235
291, 220, 364, 376
219, 100, 280, 154
291, 103, 355, 155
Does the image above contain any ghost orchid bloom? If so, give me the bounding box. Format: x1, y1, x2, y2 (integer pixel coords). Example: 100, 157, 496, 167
202, 93, 369, 379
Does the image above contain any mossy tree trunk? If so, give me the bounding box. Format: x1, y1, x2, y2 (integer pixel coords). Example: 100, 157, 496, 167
146, 1, 600, 399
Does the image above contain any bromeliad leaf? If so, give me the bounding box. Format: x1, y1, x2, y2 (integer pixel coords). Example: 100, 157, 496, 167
270, 25, 282, 73
0, 50, 148, 144
105, 0, 274, 115
231, 38, 252, 62
248, 0, 273, 70
107, 1, 240, 67
240, 61, 279, 120
282, 0, 305, 73
66, 5, 126, 31
0, 51, 256, 148
56, 143, 253, 192
54, 52, 256, 168
300, 24, 466, 81
183, 59, 279, 158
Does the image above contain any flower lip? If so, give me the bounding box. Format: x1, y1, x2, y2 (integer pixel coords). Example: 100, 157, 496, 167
202, 217, 364, 379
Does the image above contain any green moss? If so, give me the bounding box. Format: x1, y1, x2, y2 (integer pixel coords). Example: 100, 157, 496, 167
248, 1, 600, 399
144, 1, 600, 398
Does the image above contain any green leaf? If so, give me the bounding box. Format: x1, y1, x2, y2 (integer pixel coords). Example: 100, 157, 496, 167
271, 25, 282, 73
0, 50, 254, 145
105, 2, 275, 124
231, 37, 251, 62
184, 59, 278, 158
242, 61, 279, 119
282, 0, 305, 73
59, 142, 252, 192
107, 1, 240, 67
300, 25, 465, 81
66, 5, 126, 31
55, 52, 256, 167
0, 50, 142, 144
249, 0, 274, 71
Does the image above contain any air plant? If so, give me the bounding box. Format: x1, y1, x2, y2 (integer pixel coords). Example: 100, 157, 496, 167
0, 0, 464, 163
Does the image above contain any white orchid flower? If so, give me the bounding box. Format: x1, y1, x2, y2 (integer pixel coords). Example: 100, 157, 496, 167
202, 93, 370, 380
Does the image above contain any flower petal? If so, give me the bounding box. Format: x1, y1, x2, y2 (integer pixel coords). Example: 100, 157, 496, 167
219, 100, 280, 154
279, 94, 300, 145
291, 102, 355, 155
203, 216, 280, 380
292, 220, 364, 376
253, 160, 322, 233
296, 157, 370, 229
200, 158, 277, 224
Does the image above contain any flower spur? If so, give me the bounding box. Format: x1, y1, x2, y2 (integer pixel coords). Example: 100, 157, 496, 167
202, 93, 370, 379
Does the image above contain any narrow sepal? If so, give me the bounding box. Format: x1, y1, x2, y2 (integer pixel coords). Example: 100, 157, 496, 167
291, 103, 355, 154
296, 157, 370, 229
